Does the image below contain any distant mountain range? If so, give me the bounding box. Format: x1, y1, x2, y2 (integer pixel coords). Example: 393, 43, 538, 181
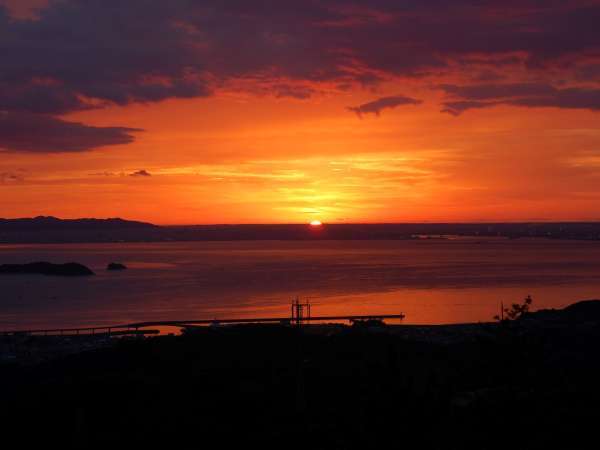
0, 216, 157, 231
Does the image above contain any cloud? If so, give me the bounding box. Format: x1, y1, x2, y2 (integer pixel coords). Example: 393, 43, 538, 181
0, 0, 47, 19
441, 101, 498, 116
576, 64, 600, 81
4, 1, 600, 105
130, 169, 152, 177
440, 83, 600, 115
440, 83, 558, 101
347, 95, 422, 117
0, 112, 141, 152
272, 84, 318, 100
2, 1, 600, 151
0, 1, 208, 152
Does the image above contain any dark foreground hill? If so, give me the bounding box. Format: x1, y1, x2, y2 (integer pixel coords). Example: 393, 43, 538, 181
2, 301, 600, 449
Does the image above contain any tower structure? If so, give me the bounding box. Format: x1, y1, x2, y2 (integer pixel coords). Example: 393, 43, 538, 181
291, 297, 311, 326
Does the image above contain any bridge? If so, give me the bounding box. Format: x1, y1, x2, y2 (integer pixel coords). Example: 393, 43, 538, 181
1, 313, 405, 337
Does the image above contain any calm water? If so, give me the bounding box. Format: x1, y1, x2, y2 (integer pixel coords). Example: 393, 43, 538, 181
1, 239, 600, 330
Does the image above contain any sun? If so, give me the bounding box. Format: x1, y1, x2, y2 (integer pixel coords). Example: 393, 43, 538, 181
309, 220, 323, 227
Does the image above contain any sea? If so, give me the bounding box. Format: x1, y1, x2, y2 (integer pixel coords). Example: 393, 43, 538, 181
2, 238, 600, 330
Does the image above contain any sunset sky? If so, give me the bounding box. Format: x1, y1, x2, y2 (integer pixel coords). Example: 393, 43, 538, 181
1, 0, 600, 224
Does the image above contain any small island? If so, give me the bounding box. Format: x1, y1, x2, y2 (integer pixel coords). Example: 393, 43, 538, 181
106, 262, 127, 271
0, 262, 94, 277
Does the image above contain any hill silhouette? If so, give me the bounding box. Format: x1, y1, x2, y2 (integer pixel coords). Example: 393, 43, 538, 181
0, 216, 157, 231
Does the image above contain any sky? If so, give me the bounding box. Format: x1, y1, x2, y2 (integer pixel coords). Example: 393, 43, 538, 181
1, 0, 600, 224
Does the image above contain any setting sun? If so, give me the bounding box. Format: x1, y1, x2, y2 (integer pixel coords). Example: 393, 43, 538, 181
309, 220, 323, 227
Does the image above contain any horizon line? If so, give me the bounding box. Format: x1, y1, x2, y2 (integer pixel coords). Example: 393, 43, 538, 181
5, 216, 600, 226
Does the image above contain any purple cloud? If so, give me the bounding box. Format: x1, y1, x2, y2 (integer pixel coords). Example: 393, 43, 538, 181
441, 101, 498, 116
439, 83, 558, 101
0, 112, 141, 153
348, 95, 422, 117
2, 1, 600, 150
440, 83, 600, 115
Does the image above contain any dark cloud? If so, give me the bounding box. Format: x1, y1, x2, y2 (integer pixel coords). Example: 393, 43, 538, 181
440, 83, 558, 101
440, 83, 600, 115
0, 112, 141, 153
272, 84, 318, 100
471, 70, 507, 83
3, 1, 600, 106
348, 95, 422, 117
2, 0, 600, 151
441, 101, 498, 116
512, 87, 600, 110
576, 63, 600, 81
0, 82, 92, 115
0, 2, 211, 112
0, 1, 208, 152
130, 170, 152, 177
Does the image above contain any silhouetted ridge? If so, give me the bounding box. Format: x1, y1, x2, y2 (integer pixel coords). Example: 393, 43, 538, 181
563, 299, 600, 318
0, 216, 157, 231
522, 299, 600, 324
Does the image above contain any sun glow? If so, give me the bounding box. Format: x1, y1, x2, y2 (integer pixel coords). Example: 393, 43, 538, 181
309, 220, 323, 226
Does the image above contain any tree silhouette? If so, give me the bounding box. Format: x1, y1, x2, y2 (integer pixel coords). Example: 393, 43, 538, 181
494, 295, 533, 322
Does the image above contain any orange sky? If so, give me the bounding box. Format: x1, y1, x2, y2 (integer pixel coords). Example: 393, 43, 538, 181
2, 1, 600, 224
